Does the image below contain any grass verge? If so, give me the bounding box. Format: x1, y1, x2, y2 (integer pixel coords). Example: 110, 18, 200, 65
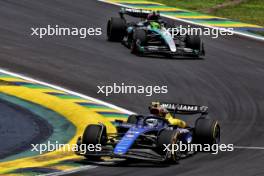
148, 0, 264, 27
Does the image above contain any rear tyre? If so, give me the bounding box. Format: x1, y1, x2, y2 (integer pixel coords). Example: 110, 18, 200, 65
157, 130, 181, 163
82, 124, 107, 160
107, 17, 126, 42
195, 118, 220, 145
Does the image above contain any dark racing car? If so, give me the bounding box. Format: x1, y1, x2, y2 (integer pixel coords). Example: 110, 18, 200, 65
76, 102, 220, 163
107, 8, 205, 58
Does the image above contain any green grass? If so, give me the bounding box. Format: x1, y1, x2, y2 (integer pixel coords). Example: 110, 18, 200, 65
251, 31, 264, 36
149, 0, 226, 11
148, 0, 264, 26
211, 0, 264, 26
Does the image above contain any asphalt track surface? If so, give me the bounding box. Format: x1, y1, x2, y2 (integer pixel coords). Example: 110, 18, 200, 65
0, 0, 264, 175
0, 98, 52, 160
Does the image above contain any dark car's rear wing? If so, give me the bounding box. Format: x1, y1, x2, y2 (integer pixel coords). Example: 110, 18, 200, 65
119, 8, 152, 19
159, 102, 208, 115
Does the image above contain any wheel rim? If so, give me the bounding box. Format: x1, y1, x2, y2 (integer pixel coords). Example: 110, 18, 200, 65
171, 132, 180, 161
213, 124, 220, 144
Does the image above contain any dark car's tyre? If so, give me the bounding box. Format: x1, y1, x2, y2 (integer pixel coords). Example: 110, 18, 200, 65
107, 17, 126, 42
82, 124, 107, 160
195, 118, 220, 145
131, 29, 147, 55
157, 130, 181, 163
186, 35, 201, 50
133, 29, 147, 44
127, 115, 138, 124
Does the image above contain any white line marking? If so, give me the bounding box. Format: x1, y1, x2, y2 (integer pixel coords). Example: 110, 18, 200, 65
38, 165, 97, 176
98, 0, 264, 42
234, 146, 264, 150
0, 68, 134, 115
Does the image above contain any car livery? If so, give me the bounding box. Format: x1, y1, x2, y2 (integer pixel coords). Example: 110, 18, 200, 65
76, 102, 220, 163
106, 8, 205, 58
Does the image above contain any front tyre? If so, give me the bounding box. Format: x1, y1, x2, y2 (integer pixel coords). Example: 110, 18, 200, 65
82, 124, 107, 145
127, 115, 138, 124
185, 35, 201, 50
157, 130, 181, 163
131, 29, 147, 56
82, 124, 107, 160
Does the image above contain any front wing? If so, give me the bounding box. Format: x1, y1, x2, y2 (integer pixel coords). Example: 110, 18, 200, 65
140, 45, 205, 57
76, 146, 169, 162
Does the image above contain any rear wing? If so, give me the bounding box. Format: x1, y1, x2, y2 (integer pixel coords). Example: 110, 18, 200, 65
119, 8, 153, 19
159, 102, 208, 115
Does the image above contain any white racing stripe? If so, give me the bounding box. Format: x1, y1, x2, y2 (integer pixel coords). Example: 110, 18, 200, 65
98, 0, 264, 42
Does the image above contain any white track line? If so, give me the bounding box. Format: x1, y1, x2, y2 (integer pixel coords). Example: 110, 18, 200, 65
234, 146, 264, 150
0, 68, 134, 114
98, 0, 264, 42
38, 165, 97, 176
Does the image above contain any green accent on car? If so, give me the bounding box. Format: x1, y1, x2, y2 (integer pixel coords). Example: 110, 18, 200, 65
140, 46, 145, 52
150, 22, 161, 30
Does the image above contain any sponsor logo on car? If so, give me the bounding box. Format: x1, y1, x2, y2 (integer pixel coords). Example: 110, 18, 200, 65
161, 103, 199, 111
177, 105, 198, 111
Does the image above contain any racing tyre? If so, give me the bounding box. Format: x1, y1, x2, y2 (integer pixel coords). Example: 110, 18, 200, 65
195, 118, 220, 145
107, 17, 126, 42
157, 130, 181, 163
82, 124, 107, 160
131, 29, 147, 55
186, 35, 201, 50
127, 115, 138, 124
82, 124, 107, 145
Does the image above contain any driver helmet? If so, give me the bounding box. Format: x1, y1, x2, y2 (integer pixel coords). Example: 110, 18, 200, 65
149, 21, 161, 30
145, 118, 158, 127
146, 11, 160, 21
149, 102, 168, 117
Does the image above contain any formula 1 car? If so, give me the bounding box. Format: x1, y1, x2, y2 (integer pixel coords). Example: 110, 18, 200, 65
107, 8, 205, 58
75, 102, 220, 163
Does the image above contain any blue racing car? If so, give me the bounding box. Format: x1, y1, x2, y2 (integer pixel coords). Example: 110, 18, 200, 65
76, 102, 220, 163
